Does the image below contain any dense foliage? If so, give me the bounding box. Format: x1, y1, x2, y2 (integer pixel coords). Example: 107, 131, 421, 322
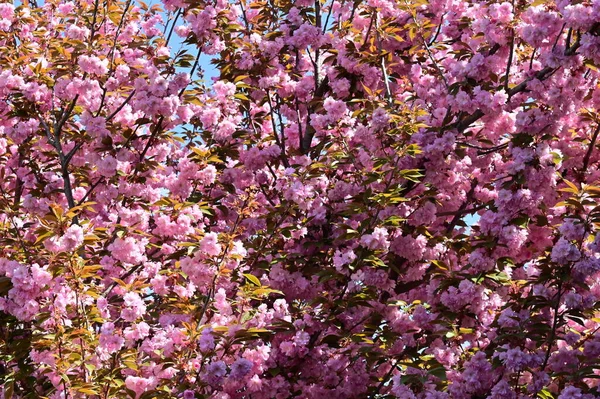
2, 0, 600, 397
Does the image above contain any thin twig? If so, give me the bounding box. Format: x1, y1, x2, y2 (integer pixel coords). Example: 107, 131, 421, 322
445, 178, 478, 234
428, 14, 445, 46
504, 31, 515, 91
541, 281, 563, 371
581, 123, 600, 178
105, 90, 136, 123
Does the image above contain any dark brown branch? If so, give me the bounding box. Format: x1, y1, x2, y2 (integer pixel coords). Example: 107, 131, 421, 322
322, 0, 334, 34
504, 31, 515, 91
258, 182, 277, 207
361, 9, 375, 50
105, 90, 136, 123
541, 281, 563, 371
300, 76, 330, 154
36, 115, 77, 215
266, 93, 290, 168
137, 116, 164, 164
529, 48, 537, 70
437, 203, 487, 217
77, 178, 104, 206
552, 23, 566, 51
275, 97, 290, 167
12, 137, 33, 208
295, 98, 304, 151
581, 123, 600, 177
178, 50, 202, 97
65, 142, 84, 164
88, 0, 101, 43
566, 28, 572, 49
457, 141, 509, 155
0, 184, 33, 263
445, 178, 478, 234
428, 14, 445, 46
165, 9, 182, 45
371, 362, 399, 398
55, 95, 78, 139
60, 161, 76, 210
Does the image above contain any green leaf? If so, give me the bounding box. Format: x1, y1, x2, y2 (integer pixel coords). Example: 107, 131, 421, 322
537, 388, 555, 399
244, 273, 261, 286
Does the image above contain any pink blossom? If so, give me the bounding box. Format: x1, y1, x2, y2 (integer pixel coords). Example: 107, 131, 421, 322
78, 55, 109, 76
108, 237, 148, 264
229, 358, 253, 379
124, 376, 157, 398
360, 227, 389, 250
551, 238, 581, 265
199, 232, 221, 256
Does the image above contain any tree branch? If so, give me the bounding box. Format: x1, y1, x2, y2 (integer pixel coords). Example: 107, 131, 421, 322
504, 31, 515, 92
105, 89, 136, 123
445, 178, 478, 234
453, 34, 583, 134
581, 123, 600, 177
300, 76, 330, 154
